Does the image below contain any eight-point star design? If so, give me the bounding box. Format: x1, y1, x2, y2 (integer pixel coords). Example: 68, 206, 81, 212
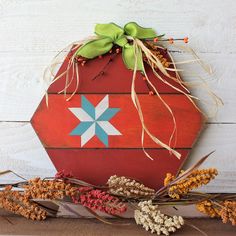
69, 95, 121, 147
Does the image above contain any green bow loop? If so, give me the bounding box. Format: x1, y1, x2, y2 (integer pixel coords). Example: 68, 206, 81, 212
76, 37, 113, 59
124, 22, 157, 39
76, 22, 158, 70
95, 23, 127, 47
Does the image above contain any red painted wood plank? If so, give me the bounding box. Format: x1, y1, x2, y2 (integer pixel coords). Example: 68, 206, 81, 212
48, 48, 187, 94
47, 148, 189, 189
31, 94, 203, 148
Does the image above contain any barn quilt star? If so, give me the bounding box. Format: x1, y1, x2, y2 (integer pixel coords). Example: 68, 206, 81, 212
69, 95, 121, 147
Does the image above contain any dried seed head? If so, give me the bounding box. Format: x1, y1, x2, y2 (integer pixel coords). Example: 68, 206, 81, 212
219, 200, 236, 225
164, 168, 218, 199
164, 173, 175, 187
107, 175, 155, 198
78, 188, 127, 215
196, 200, 220, 218
24, 178, 77, 200
0, 186, 47, 220
135, 200, 184, 235
196, 200, 236, 226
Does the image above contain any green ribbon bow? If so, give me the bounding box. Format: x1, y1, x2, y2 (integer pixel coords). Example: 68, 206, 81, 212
76, 22, 158, 71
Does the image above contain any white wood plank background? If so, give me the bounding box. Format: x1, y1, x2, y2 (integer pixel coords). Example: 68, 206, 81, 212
0, 0, 236, 195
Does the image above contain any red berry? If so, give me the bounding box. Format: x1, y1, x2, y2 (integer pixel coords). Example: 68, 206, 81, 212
153, 37, 159, 43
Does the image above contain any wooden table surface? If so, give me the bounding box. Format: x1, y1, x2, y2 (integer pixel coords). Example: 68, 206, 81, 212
0, 217, 235, 236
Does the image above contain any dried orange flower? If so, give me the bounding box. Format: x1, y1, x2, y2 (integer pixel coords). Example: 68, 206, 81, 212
164, 173, 175, 187
196, 200, 236, 226
196, 200, 220, 218
107, 175, 155, 198
164, 168, 218, 199
219, 200, 236, 225
0, 186, 47, 220
24, 178, 77, 200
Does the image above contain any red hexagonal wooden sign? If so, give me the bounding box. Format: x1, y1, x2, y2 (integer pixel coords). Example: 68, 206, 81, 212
31, 48, 204, 189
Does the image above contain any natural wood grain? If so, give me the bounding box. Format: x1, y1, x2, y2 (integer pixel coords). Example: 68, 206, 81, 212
0, 216, 235, 236
0, 0, 236, 54
0, 122, 56, 182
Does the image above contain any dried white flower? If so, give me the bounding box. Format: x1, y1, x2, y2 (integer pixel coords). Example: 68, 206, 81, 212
134, 200, 184, 235
107, 175, 155, 198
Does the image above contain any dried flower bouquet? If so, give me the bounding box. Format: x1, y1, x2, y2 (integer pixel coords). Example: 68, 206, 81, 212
0, 152, 235, 235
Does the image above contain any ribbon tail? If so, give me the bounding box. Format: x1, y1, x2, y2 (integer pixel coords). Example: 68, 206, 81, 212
136, 39, 209, 117
43, 42, 82, 106
168, 43, 223, 117
135, 39, 179, 152
131, 40, 181, 160
66, 61, 80, 102
122, 43, 144, 71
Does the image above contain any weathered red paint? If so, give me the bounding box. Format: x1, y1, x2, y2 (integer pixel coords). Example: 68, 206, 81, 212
47, 149, 190, 189
48, 49, 186, 94
32, 94, 202, 148
31, 47, 204, 189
